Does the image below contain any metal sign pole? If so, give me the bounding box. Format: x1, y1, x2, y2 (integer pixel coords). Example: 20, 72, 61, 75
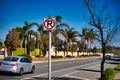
48, 31, 51, 80
44, 17, 55, 80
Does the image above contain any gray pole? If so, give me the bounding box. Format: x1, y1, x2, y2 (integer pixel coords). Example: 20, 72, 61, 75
48, 31, 51, 80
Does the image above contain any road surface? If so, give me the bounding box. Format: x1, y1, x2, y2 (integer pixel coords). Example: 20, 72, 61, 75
1, 57, 117, 80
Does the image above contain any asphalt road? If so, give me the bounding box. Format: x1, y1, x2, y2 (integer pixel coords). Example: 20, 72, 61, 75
0, 57, 101, 80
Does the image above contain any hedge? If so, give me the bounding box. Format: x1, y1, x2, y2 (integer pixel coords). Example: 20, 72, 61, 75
12, 48, 43, 56
103, 68, 115, 80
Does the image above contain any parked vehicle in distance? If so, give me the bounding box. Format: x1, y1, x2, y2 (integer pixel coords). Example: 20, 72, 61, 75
0, 56, 35, 76
105, 55, 111, 60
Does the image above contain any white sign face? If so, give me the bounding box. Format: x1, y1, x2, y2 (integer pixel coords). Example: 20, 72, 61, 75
43, 17, 56, 31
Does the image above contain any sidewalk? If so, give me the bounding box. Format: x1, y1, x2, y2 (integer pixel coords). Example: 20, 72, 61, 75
76, 61, 120, 80
114, 72, 120, 80
64, 61, 117, 80
62, 61, 120, 80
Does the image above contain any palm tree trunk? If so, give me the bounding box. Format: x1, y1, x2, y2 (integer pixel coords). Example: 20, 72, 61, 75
66, 43, 69, 56
55, 51, 57, 56
20, 37, 24, 48
64, 50, 65, 57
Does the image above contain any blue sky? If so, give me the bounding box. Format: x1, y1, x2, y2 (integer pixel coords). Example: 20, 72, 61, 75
0, 0, 120, 46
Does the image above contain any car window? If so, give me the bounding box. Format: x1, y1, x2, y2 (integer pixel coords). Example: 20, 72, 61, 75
20, 58, 31, 63
20, 58, 26, 62
24, 58, 31, 63
3, 57, 19, 62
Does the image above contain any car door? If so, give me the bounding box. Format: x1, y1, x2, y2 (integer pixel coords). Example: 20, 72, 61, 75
20, 58, 28, 73
24, 58, 32, 72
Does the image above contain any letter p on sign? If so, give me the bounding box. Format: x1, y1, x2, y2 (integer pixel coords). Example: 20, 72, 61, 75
43, 17, 56, 31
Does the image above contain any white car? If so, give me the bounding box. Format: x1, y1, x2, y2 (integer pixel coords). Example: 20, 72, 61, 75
0, 56, 35, 76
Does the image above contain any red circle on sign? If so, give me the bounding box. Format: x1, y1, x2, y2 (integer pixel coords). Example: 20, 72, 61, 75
44, 18, 55, 30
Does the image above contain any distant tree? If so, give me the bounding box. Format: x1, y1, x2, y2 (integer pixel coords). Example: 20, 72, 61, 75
0, 42, 3, 49
70, 44, 78, 56
0, 39, 3, 49
112, 46, 120, 55
4, 29, 20, 56
105, 45, 112, 53
0, 39, 4, 49
15, 27, 25, 48
54, 37, 63, 56
28, 30, 41, 49
27, 38, 35, 54
92, 47, 98, 53
84, 0, 120, 79
77, 41, 83, 56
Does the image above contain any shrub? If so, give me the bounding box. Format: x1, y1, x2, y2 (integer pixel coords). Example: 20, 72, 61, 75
66, 55, 74, 58
81, 55, 90, 57
12, 48, 25, 56
13, 48, 43, 57
103, 68, 115, 80
30, 49, 40, 56
51, 56, 63, 58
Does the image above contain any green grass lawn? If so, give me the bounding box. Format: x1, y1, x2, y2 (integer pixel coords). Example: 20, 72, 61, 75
114, 64, 120, 72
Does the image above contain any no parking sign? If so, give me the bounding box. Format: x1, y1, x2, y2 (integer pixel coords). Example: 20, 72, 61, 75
43, 17, 56, 80
43, 17, 56, 31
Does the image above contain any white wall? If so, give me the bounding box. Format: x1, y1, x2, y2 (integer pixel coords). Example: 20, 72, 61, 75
45, 50, 101, 57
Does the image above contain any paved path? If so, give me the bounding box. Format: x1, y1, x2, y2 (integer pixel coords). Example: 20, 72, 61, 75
114, 72, 120, 80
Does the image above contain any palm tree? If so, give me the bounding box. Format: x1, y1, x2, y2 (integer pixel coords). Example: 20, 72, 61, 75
80, 28, 89, 53
40, 34, 49, 56
53, 37, 63, 56
22, 21, 39, 54
45, 16, 69, 56
87, 29, 96, 52
54, 16, 70, 56
61, 28, 79, 56
28, 30, 41, 49
15, 22, 40, 54
15, 27, 25, 48
37, 24, 49, 56
80, 28, 96, 55
71, 38, 77, 56
77, 40, 86, 56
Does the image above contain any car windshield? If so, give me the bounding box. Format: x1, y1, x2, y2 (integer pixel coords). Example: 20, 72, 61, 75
3, 57, 19, 62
